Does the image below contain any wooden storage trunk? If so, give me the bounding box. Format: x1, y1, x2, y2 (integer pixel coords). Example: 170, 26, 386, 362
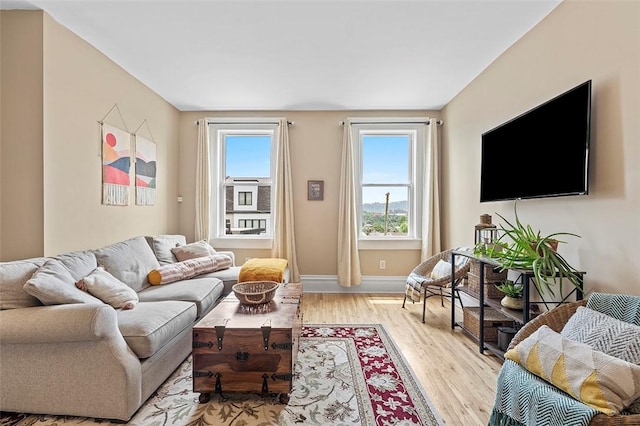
463, 306, 514, 343
467, 272, 504, 299
192, 283, 302, 398
469, 260, 508, 282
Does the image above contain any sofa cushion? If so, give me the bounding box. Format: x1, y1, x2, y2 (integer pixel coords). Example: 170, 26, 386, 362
505, 325, 640, 415
93, 236, 160, 292
145, 235, 187, 265
200, 266, 242, 294
23, 260, 103, 305
0, 258, 48, 309
137, 277, 223, 319
561, 306, 640, 365
171, 240, 216, 261
147, 254, 232, 285
54, 250, 98, 282
79, 266, 139, 309
117, 300, 196, 358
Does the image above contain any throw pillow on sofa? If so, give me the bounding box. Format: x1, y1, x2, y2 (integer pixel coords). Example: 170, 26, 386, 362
171, 240, 216, 261
505, 325, 640, 415
145, 235, 187, 265
77, 266, 139, 310
23, 259, 103, 305
93, 236, 160, 292
0, 258, 49, 309
148, 254, 232, 285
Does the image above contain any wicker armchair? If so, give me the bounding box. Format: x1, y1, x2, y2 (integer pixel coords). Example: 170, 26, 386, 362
402, 248, 470, 323
507, 299, 640, 426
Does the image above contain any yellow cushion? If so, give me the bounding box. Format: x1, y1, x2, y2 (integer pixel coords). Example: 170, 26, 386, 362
505, 325, 640, 415
238, 258, 288, 283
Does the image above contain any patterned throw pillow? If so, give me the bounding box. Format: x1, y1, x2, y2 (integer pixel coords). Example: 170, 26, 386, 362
171, 240, 216, 262
561, 306, 640, 365
78, 266, 139, 309
148, 254, 232, 285
505, 325, 640, 415
23, 259, 103, 305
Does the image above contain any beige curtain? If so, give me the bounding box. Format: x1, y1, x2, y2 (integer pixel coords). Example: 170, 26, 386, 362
337, 120, 362, 286
420, 119, 442, 261
194, 119, 211, 242
272, 119, 300, 282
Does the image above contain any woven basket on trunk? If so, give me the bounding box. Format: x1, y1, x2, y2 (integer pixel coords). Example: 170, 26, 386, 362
232, 281, 279, 305
508, 299, 640, 425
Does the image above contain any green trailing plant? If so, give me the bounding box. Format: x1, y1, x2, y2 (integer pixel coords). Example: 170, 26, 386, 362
473, 240, 508, 257
491, 203, 582, 297
494, 280, 523, 298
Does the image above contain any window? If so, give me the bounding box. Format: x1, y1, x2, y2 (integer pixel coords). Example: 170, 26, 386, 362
208, 121, 277, 244
350, 121, 425, 246
238, 191, 252, 206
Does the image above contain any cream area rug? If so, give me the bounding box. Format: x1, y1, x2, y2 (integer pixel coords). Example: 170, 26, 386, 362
0, 324, 442, 426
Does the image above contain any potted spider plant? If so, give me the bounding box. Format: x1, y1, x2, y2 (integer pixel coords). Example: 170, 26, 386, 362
491, 203, 582, 297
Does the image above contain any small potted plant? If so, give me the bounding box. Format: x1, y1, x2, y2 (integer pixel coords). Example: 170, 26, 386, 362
495, 280, 524, 309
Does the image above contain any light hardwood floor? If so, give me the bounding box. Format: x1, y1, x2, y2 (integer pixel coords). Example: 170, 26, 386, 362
301, 293, 503, 426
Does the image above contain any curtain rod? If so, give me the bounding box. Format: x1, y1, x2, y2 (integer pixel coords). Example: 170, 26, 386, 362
338, 119, 443, 126
196, 120, 294, 126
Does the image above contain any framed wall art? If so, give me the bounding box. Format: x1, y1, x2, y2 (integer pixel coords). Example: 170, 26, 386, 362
308, 180, 324, 201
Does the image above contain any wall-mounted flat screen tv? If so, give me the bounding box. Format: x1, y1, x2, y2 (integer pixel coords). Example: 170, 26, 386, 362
480, 80, 591, 202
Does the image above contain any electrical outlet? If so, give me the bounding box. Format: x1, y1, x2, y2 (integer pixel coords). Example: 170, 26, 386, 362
379, 260, 386, 269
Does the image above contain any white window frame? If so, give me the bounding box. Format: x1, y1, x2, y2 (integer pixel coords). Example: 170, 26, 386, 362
208, 119, 277, 249
350, 119, 425, 250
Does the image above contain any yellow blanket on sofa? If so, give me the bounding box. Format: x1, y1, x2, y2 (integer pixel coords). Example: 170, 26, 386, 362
238, 258, 288, 283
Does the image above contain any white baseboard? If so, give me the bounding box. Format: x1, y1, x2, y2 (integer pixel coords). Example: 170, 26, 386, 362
300, 275, 406, 293
298, 275, 481, 308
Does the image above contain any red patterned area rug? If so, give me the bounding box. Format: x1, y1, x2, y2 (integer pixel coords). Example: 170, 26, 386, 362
0, 324, 442, 425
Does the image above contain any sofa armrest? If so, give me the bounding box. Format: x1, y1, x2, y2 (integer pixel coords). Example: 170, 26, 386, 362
0, 303, 142, 421
0, 303, 120, 344
217, 250, 236, 266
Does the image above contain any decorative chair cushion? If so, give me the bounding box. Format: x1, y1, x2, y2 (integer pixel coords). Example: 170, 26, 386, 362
23, 259, 103, 306
430, 259, 452, 280
148, 254, 232, 285
561, 306, 640, 365
505, 325, 640, 415
171, 240, 216, 262
586, 292, 640, 326
78, 266, 139, 309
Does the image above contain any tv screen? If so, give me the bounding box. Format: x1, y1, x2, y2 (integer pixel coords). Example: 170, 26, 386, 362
480, 80, 591, 202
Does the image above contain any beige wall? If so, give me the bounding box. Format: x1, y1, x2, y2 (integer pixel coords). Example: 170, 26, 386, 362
0, 11, 44, 260
0, 11, 182, 260
178, 110, 440, 278
3, 2, 639, 296
442, 0, 640, 295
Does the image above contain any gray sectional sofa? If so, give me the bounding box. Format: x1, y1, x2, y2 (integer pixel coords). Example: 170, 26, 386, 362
0, 234, 240, 421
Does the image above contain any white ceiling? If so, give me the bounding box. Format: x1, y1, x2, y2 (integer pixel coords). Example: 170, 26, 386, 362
2, 0, 561, 111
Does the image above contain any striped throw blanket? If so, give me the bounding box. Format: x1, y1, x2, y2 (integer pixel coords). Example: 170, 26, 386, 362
490, 360, 598, 426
